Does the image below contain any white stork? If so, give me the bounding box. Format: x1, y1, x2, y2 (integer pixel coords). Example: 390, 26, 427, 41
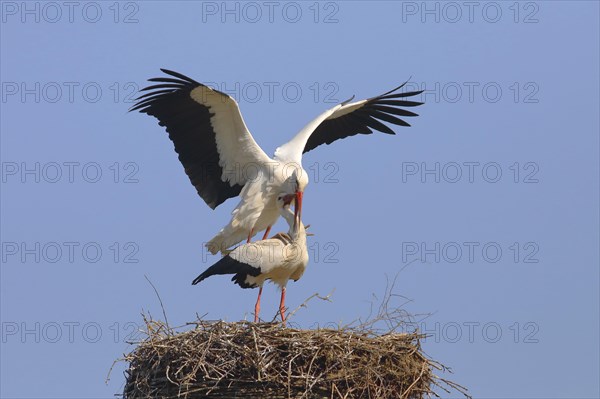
192, 193, 307, 323
131, 69, 423, 253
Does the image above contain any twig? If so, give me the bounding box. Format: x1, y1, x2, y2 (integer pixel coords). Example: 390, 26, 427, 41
144, 275, 170, 331
286, 290, 335, 321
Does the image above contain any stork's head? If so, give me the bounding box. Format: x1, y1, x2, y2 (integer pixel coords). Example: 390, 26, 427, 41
282, 166, 308, 193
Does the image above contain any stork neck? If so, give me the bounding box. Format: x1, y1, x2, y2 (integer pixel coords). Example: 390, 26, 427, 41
280, 208, 305, 241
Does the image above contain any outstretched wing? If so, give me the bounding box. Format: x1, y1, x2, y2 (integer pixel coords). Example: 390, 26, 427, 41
131, 69, 272, 209
275, 82, 423, 162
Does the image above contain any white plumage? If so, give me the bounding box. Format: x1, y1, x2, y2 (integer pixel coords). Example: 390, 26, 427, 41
132, 69, 423, 254
192, 193, 307, 323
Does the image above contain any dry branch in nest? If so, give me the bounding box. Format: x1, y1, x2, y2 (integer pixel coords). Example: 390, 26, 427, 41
120, 314, 469, 399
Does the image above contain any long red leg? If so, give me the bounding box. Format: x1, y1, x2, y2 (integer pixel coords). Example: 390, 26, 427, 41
254, 286, 263, 323
261, 226, 272, 240
247, 228, 254, 243
279, 287, 287, 325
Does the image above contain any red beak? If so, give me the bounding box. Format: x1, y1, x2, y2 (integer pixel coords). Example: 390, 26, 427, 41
293, 191, 303, 232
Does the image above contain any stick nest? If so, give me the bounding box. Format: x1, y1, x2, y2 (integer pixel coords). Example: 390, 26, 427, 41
121, 317, 468, 399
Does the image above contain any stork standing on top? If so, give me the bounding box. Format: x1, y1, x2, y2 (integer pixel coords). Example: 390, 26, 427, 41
131, 69, 423, 253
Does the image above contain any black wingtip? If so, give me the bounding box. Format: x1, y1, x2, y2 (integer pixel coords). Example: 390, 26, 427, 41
385, 76, 412, 95
191, 274, 205, 285
128, 102, 145, 113
129, 69, 202, 113
159, 68, 200, 85
368, 77, 424, 102
370, 79, 410, 100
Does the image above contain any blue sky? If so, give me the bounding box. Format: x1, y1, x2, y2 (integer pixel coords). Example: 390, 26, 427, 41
1, 1, 599, 398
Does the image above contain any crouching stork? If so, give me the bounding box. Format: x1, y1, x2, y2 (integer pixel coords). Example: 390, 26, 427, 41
192, 192, 308, 324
